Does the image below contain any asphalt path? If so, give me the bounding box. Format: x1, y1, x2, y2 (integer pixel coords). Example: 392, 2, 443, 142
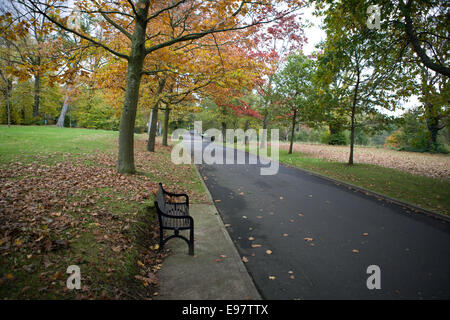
187, 136, 450, 299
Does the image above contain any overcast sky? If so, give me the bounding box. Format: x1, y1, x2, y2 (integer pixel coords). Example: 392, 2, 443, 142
301, 5, 326, 56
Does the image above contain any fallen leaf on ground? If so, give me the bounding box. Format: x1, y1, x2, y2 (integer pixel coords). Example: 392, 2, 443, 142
266, 250, 272, 255
242, 256, 249, 263
251, 244, 262, 248
304, 238, 313, 242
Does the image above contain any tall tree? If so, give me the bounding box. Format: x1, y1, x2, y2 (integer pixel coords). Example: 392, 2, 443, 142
315, 0, 412, 164
248, 12, 306, 148
419, 67, 448, 151
0, 0, 69, 118
19, 0, 304, 173
273, 53, 316, 154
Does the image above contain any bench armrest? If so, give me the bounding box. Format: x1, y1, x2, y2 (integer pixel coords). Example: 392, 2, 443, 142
165, 192, 189, 207
158, 183, 189, 206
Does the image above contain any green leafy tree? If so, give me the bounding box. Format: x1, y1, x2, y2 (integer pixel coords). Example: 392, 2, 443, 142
273, 52, 316, 154
314, 0, 412, 164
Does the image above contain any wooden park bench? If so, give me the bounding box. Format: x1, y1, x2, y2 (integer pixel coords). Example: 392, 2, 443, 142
155, 183, 194, 255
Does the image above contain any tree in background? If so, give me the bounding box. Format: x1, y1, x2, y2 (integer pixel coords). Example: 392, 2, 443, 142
273, 52, 316, 154
17, 0, 305, 173
419, 68, 448, 152
314, 0, 414, 165
0, 1, 72, 119
248, 12, 306, 148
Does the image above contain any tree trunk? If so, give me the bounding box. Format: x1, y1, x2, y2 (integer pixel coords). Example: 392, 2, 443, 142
56, 89, 71, 127
147, 78, 166, 152
117, 14, 148, 173
147, 103, 159, 151
260, 113, 268, 149
289, 109, 297, 154
348, 69, 360, 165
5, 78, 11, 128
244, 119, 250, 146
162, 104, 170, 146
33, 71, 40, 118
221, 121, 227, 144
348, 107, 356, 165
425, 103, 442, 152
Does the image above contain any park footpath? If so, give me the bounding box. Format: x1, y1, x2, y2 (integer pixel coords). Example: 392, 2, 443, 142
155, 167, 261, 300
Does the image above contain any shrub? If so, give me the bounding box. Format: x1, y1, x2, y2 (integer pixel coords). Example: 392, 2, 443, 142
384, 130, 401, 148
294, 128, 309, 142
322, 131, 348, 145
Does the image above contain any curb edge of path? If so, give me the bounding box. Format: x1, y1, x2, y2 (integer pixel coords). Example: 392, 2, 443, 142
193, 164, 262, 300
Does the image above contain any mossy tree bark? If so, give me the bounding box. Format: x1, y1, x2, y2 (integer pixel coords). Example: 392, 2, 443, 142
117, 9, 148, 173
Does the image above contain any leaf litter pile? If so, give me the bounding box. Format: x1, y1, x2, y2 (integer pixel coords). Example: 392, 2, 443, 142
0, 140, 207, 299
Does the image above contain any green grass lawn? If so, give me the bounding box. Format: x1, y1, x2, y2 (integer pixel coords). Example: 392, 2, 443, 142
0, 125, 206, 299
0, 125, 118, 164
229, 142, 450, 216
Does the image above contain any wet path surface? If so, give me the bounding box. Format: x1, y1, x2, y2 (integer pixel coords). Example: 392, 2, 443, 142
194, 141, 450, 299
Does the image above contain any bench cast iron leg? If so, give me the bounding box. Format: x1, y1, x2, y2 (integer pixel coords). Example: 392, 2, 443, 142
159, 228, 164, 251
189, 226, 194, 256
